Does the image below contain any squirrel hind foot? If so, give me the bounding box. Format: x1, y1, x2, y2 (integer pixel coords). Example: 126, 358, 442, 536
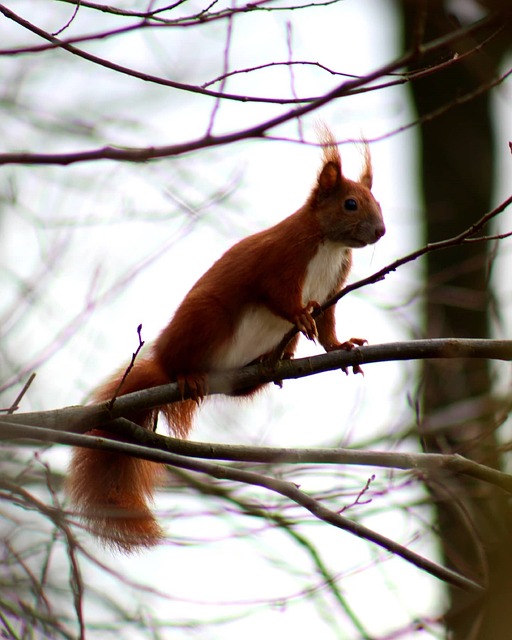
177, 373, 209, 404
325, 337, 366, 376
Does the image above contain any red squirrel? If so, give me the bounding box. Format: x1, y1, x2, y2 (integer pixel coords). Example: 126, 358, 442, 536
67, 128, 385, 552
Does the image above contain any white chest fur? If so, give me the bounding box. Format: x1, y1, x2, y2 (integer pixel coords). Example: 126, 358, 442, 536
212, 305, 291, 370
212, 241, 350, 371
301, 241, 350, 306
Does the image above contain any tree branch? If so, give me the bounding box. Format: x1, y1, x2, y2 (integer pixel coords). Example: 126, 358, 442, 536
0, 5, 507, 165
3, 337, 508, 594
3, 416, 512, 494
1, 337, 511, 433
0, 420, 485, 592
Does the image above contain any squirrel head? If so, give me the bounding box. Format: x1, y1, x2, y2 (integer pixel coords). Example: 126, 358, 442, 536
310, 127, 385, 248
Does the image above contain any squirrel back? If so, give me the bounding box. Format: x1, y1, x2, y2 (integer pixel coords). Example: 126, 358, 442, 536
67, 128, 385, 551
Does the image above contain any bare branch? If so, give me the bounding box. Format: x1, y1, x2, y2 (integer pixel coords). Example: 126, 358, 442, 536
3, 341, 509, 598
201, 60, 361, 89
1, 338, 511, 436
3, 396, 512, 495
0, 2, 343, 105
206, 8, 234, 135
0, 420, 486, 591
52, 1, 80, 36
0, 6, 507, 165
1, 373, 36, 414
53, 0, 350, 22
106, 324, 145, 411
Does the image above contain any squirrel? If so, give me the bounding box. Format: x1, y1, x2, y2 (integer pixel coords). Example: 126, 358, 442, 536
67, 127, 385, 552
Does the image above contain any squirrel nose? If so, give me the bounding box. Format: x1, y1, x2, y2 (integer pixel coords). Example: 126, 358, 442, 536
374, 223, 386, 240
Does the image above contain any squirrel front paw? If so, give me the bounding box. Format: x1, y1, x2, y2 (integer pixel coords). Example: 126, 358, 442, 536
294, 300, 321, 341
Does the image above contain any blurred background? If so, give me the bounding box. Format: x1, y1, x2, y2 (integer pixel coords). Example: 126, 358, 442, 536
0, 1, 511, 638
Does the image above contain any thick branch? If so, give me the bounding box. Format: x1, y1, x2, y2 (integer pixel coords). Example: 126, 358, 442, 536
2, 418, 512, 495
3, 338, 507, 593
1, 338, 511, 433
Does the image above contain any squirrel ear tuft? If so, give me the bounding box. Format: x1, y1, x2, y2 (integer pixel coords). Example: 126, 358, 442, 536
359, 141, 373, 189
314, 122, 344, 197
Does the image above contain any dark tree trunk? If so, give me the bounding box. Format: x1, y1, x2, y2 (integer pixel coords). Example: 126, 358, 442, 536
399, 2, 512, 637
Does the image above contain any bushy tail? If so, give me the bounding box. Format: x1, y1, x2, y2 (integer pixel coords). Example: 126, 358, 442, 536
67, 357, 197, 552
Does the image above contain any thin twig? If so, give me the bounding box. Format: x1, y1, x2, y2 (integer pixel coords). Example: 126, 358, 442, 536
1, 373, 36, 414
106, 324, 145, 411
339, 474, 375, 513
206, 8, 234, 135
52, 0, 81, 36
286, 21, 304, 142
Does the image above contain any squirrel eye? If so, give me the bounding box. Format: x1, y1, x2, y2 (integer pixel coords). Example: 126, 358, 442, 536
344, 198, 358, 211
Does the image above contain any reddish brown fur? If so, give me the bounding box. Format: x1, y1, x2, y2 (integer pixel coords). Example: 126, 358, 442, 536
68, 128, 385, 552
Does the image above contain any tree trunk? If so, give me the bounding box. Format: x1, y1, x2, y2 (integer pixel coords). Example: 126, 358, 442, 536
399, 2, 512, 636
